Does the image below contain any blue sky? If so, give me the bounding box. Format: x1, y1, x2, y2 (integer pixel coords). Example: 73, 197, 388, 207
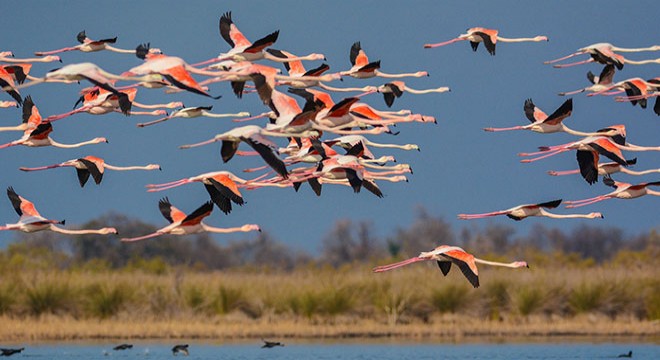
1, 1, 658, 252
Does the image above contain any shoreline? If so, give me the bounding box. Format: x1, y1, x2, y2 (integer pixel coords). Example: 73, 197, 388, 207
2, 316, 658, 342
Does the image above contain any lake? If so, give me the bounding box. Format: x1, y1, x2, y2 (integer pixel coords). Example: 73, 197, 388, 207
3, 340, 658, 359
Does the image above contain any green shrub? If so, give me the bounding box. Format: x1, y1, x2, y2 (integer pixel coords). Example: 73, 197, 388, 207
430, 284, 470, 314
569, 282, 605, 314
85, 284, 130, 319
25, 282, 74, 316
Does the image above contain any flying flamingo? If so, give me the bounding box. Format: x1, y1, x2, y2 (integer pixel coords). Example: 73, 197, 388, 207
458, 199, 603, 221
194, 12, 325, 66
373, 245, 529, 288
45, 87, 180, 122
424, 27, 548, 55
34, 30, 135, 55
564, 176, 660, 208
19, 156, 161, 187
0, 51, 61, 63
0, 187, 117, 235
544, 43, 660, 69
0, 95, 41, 132
178, 125, 291, 179
340, 42, 429, 79
0, 96, 107, 149
1, 63, 78, 88
146, 171, 249, 214
484, 98, 612, 137
137, 106, 250, 127
263, 49, 350, 90
559, 65, 616, 96
520, 133, 660, 164
518, 135, 629, 174
123, 43, 223, 99
120, 198, 260, 242
376, 81, 450, 107
588, 78, 660, 110
548, 158, 660, 179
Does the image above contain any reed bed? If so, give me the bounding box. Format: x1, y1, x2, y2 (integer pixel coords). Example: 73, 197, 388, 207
0, 264, 658, 341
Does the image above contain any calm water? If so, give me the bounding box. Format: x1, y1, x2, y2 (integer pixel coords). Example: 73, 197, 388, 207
5, 342, 658, 359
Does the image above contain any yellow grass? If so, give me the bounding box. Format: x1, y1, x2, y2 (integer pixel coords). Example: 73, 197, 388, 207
0, 264, 658, 341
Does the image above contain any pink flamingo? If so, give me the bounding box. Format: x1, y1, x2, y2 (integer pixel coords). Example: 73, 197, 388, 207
34, 30, 135, 55
0, 66, 22, 105
340, 42, 429, 79
120, 198, 260, 242
458, 200, 603, 221
559, 65, 616, 96
194, 12, 325, 66
565, 176, 660, 208
0, 187, 117, 235
178, 125, 291, 179
137, 105, 250, 127
19, 156, 160, 187
376, 81, 450, 108
373, 245, 529, 288
545, 43, 660, 69
0, 96, 107, 149
484, 98, 609, 136
424, 27, 548, 55
548, 158, 660, 179
0, 51, 61, 63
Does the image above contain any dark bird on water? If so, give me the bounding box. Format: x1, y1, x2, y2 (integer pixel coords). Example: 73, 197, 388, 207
0, 348, 25, 357
617, 350, 632, 358
113, 344, 133, 351
172, 344, 189, 356
261, 339, 285, 348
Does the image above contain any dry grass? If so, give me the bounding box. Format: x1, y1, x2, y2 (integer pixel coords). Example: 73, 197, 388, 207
0, 264, 658, 341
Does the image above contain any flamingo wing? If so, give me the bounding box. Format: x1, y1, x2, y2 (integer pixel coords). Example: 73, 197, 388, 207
536, 199, 563, 209
158, 197, 186, 224
576, 150, 599, 185
242, 137, 288, 179
180, 201, 213, 226
444, 250, 479, 288
589, 139, 627, 167
209, 176, 244, 206
161, 66, 220, 99
542, 98, 573, 125
350, 42, 368, 66
598, 65, 615, 85
244, 31, 278, 54
77, 158, 104, 185
436, 260, 452, 276
221, 140, 239, 163
623, 81, 644, 108
204, 183, 231, 215
0, 76, 22, 105
357, 60, 381, 73
75, 168, 91, 187
344, 168, 363, 193
327, 97, 360, 118
3, 65, 29, 84
523, 98, 547, 123
303, 63, 330, 77
22, 96, 37, 124
28, 122, 53, 140
473, 31, 496, 55
7, 187, 31, 217
219, 12, 251, 49
362, 179, 384, 198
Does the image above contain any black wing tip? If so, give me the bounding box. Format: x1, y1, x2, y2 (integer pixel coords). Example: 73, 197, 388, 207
136, 43, 150, 59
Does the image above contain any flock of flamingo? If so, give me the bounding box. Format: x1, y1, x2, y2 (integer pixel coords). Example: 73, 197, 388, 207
1, 12, 659, 288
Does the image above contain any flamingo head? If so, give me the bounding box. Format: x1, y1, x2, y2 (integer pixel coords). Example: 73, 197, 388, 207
146, 164, 162, 171
415, 71, 429, 77
100, 227, 119, 235
534, 36, 549, 42
165, 101, 184, 109
590, 212, 604, 219
95, 137, 109, 144
42, 55, 62, 63
0, 51, 14, 57
513, 261, 529, 268
242, 224, 261, 232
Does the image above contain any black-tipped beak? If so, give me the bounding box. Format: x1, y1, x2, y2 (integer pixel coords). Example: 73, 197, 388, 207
526, 264, 530, 268
158, 167, 162, 171
58, 59, 63, 63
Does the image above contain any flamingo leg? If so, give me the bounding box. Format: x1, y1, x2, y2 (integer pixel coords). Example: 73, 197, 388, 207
558, 88, 587, 96
457, 211, 507, 220
145, 179, 190, 191
547, 169, 580, 176
423, 38, 465, 49
520, 149, 567, 163
564, 197, 609, 208
34, 47, 78, 56
120, 232, 163, 242
484, 125, 525, 132
373, 257, 426, 272
544, 52, 583, 64
552, 59, 594, 68
136, 115, 172, 127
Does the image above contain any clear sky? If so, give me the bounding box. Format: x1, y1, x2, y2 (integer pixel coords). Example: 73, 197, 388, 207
1, 0, 658, 253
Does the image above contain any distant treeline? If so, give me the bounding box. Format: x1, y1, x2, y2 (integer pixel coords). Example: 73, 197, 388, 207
1, 208, 656, 271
